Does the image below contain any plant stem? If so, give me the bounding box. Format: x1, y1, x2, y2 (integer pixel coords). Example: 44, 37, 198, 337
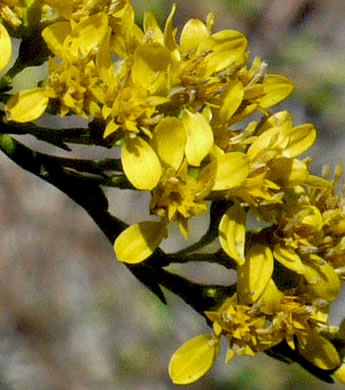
0, 133, 234, 311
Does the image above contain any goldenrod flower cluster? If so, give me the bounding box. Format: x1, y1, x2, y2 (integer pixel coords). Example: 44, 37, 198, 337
2, 0, 345, 385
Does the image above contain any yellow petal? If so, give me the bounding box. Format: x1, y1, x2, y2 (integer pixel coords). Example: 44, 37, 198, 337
6, 88, 50, 122
213, 152, 249, 191
122, 136, 162, 190
258, 74, 294, 108
103, 120, 120, 138
43, 0, 73, 19
143, 12, 164, 45
164, 3, 179, 60
219, 203, 246, 265
151, 117, 186, 170
114, 221, 166, 264
328, 220, 345, 235
96, 28, 113, 85
183, 109, 213, 166
282, 124, 316, 158
206, 12, 215, 33
42, 22, 71, 58
198, 30, 247, 73
258, 279, 283, 315
216, 80, 244, 123
110, 6, 143, 58
247, 127, 288, 162
180, 18, 209, 55
132, 42, 171, 89
297, 205, 323, 231
305, 175, 331, 188
268, 158, 308, 187
334, 363, 345, 385
0, 24, 12, 72
68, 13, 109, 57
273, 244, 306, 274
169, 334, 219, 385
238, 244, 274, 304
230, 103, 257, 125
258, 110, 293, 135
304, 257, 341, 301
213, 321, 223, 336
298, 332, 341, 370
244, 84, 264, 101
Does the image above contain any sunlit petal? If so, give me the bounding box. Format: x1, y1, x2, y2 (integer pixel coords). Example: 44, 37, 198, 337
219, 203, 246, 265
180, 18, 209, 55
169, 335, 219, 385
122, 136, 162, 190
6, 88, 51, 123
114, 221, 166, 264
183, 109, 213, 166
238, 244, 274, 304
0, 24, 12, 72
151, 117, 186, 170
213, 152, 249, 191
258, 74, 294, 108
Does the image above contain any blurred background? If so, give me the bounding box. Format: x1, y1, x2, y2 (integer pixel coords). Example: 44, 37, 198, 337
0, 0, 345, 389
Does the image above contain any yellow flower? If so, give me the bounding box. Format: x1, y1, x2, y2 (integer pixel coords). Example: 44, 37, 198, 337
266, 187, 343, 302
211, 111, 319, 208
206, 293, 269, 356
150, 116, 215, 231
170, 289, 341, 384
138, 5, 249, 117
131, 42, 171, 92
102, 80, 167, 138
116, 151, 215, 264
115, 110, 218, 264
150, 159, 213, 238
43, 12, 110, 59
6, 11, 111, 122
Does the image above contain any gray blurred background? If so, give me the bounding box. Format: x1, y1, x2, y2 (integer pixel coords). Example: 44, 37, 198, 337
0, 0, 345, 389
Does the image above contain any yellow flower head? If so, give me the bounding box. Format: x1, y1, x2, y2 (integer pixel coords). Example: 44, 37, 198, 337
150, 161, 213, 237
206, 294, 268, 356
170, 291, 341, 385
